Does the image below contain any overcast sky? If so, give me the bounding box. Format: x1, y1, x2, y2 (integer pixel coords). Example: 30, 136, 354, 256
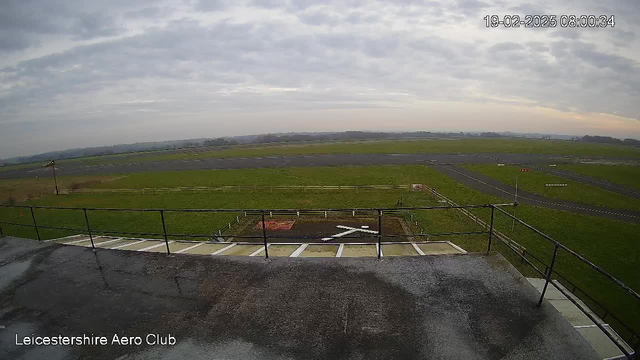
1, 0, 639, 158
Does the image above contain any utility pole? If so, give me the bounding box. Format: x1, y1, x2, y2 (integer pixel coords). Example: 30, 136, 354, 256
511, 175, 518, 231
44, 160, 58, 195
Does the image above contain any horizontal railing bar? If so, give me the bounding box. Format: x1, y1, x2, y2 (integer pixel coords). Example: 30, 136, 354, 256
0, 204, 514, 212
493, 205, 640, 302
549, 280, 634, 358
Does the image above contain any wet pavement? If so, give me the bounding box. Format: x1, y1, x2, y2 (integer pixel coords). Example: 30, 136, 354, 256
0, 236, 599, 360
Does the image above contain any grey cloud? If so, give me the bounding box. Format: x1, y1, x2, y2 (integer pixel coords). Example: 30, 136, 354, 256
1, 0, 640, 158
488, 42, 525, 52
611, 29, 636, 48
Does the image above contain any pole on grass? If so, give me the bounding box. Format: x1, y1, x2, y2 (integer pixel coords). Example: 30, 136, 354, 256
487, 206, 495, 254
377, 209, 382, 259
537, 243, 559, 307
30, 206, 41, 241
261, 211, 269, 259
160, 210, 170, 254
83, 209, 95, 249
511, 175, 518, 231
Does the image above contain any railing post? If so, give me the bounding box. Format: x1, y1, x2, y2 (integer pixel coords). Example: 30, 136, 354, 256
486, 205, 495, 254
160, 210, 170, 254
261, 211, 269, 259
30, 206, 41, 241
537, 243, 559, 307
377, 209, 382, 259
83, 209, 95, 250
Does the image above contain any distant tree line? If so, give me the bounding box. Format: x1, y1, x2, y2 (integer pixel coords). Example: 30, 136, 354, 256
579, 135, 640, 147
3, 131, 638, 166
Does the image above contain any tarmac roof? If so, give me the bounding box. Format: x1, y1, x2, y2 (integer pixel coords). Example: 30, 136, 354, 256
0, 236, 599, 360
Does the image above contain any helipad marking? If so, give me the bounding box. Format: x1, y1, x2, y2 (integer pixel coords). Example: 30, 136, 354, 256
249, 244, 271, 257
412, 242, 426, 256
336, 244, 344, 257
211, 243, 236, 255
175, 242, 204, 254
323, 225, 379, 242
94, 238, 124, 247
138, 241, 173, 252
112, 240, 146, 249
290, 243, 309, 257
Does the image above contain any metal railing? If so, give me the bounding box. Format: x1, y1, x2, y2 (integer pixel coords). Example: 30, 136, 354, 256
419, 184, 639, 359
0, 202, 637, 358
0, 204, 502, 257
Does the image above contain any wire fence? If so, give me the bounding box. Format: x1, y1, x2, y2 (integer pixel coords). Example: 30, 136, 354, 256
65, 184, 412, 195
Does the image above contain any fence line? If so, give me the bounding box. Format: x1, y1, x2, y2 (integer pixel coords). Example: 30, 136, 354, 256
66, 184, 412, 195
421, 184, 638, 358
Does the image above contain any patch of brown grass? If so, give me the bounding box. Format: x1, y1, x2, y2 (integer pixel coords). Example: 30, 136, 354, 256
0, 175, 119, 204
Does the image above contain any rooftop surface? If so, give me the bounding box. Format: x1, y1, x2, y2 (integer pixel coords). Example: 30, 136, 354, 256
0, 236, 599, 360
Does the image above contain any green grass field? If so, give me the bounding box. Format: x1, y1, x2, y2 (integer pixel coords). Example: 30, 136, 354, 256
0, 164, 638, 338
559, 164, 640, 190
4, 138, 640, 171
462, 164, 640, 211
94, 138, 640, 164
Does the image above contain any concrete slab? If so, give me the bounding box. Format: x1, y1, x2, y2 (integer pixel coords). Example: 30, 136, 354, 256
103, 239, 139, 249
382, 243, 419, 256
0, 237, 600, 360
76, 236, 110, 247
576, 326, 628, 359
118, 240, 154, 251
180, 243, 230, 255
417, 242, 463, 255
218, 244, 263, 256
299, 244, 338, 257
54, 235, 90, 244
341, 244, 377, 257
146, 242, 172, 253
548, 299, 596, 326
265, 245, 299, 257
169, 241, 204, 253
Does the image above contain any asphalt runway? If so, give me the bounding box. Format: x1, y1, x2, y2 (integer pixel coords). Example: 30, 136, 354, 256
0, 153, 577, 180
523, 164, 640, 199
430, 164, 640, 224
0, 237, 598, 360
